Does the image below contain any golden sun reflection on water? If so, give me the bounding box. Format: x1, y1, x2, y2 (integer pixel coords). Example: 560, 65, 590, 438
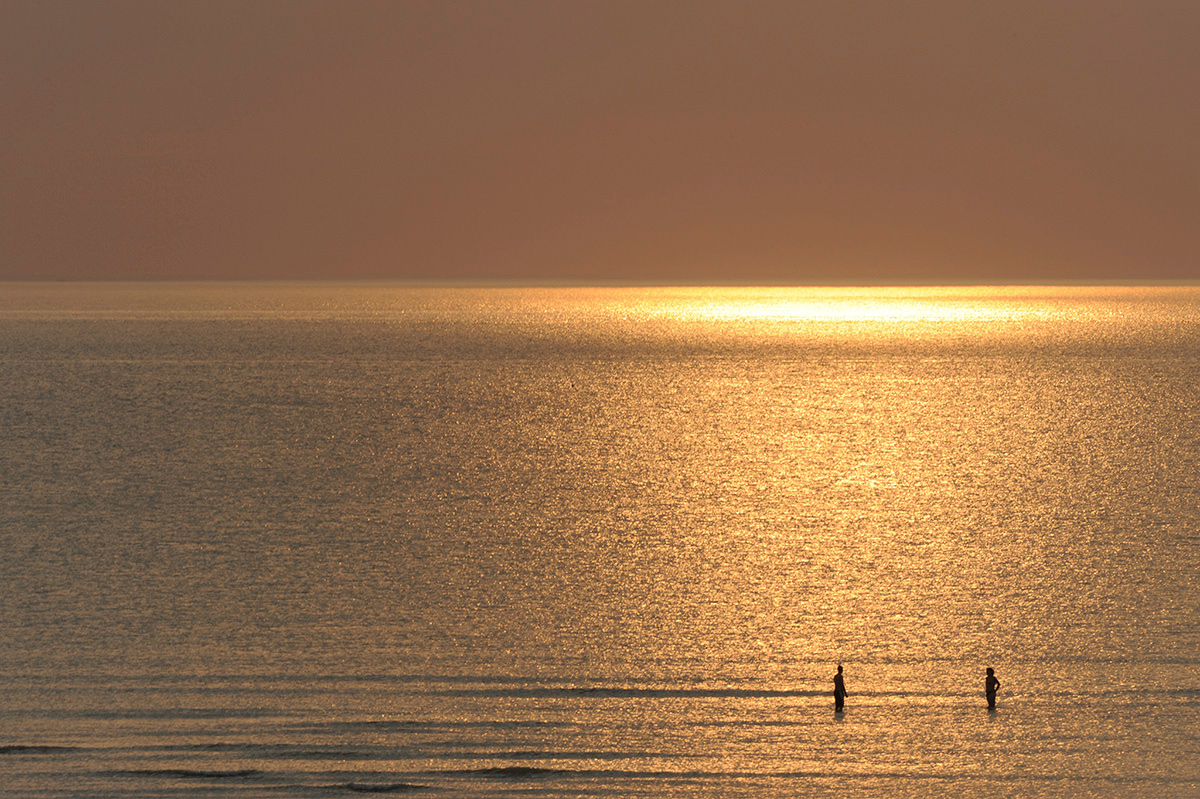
635, 286, 1060, 326
1, 284, 1197, 796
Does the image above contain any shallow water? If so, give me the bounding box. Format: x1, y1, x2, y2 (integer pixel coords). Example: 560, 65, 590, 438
2, 284, 1198, 797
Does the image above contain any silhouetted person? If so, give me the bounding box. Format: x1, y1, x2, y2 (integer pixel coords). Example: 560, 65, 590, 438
833, 665, 847, 712
985, 667, 1000, 710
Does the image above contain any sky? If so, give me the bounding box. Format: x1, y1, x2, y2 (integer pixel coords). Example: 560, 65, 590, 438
2, 0, 1197, 284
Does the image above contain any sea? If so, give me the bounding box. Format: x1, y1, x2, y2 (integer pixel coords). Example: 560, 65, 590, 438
1, 283, 1198, 798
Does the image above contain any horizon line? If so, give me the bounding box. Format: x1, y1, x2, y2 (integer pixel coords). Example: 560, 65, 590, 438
3, 278, 1198, 289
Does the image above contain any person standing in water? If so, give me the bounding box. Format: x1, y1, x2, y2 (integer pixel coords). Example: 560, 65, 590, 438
833, 665, 847, 712
985, 667, 1000, 710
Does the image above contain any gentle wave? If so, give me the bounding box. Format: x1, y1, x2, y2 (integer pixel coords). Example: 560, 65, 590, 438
455, 765, 563, 778
162, 742, 368, 759
117, 768, 263, 779
433, 686, 827, 698
313, 718, 568, 734
430, 766, 1200, 784
429, 765, 858, 780
329, 783, 429, 794
25, 706, 300, 721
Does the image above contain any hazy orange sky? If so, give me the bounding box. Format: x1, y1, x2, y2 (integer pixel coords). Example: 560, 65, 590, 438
2, 1, 1197, 283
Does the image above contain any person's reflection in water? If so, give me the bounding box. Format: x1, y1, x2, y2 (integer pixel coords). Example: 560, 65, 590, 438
833, 665, 847, 712
985, 667, 1001, 710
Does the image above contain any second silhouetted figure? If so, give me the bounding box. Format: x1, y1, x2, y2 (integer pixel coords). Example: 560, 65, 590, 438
985, 667, 1000, 710
833, 665, 847, 712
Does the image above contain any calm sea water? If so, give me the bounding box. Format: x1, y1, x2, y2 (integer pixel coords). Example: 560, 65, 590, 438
2, 284, 1198, 798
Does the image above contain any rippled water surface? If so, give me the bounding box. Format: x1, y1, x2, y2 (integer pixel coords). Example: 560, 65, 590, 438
2, 284, 1198, 797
